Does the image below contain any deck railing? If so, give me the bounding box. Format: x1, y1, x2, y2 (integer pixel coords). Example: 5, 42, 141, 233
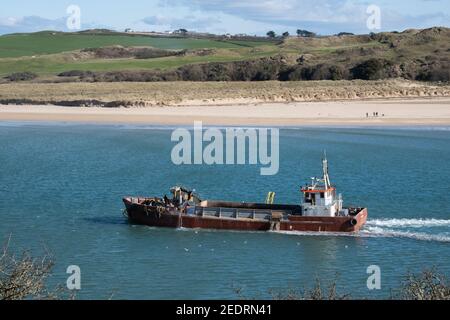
193, 206, 292, 221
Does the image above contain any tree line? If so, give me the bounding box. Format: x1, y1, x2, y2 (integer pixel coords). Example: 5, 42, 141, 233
266, 30, 356, 38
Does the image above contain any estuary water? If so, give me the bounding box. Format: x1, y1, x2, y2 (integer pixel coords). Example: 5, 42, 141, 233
0, 122, 449, 299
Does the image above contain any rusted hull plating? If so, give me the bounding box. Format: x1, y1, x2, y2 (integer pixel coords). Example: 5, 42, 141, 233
123, 198, 368, 233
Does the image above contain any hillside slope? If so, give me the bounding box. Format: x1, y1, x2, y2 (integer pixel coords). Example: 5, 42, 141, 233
0, 27, 448, 82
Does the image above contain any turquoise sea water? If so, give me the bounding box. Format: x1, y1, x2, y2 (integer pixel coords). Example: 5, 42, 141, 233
0, 123, 449, 299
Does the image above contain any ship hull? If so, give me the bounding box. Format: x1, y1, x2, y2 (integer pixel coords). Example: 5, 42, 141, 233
123, 198, 368, 233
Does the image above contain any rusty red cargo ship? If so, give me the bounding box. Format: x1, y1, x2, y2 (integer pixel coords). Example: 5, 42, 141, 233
123, 157, 368, 233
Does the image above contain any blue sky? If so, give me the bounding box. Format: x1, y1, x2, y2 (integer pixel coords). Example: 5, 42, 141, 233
0, 0, 448, 35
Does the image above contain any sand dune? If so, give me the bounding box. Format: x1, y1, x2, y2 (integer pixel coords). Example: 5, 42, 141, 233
1, 80, 449, 108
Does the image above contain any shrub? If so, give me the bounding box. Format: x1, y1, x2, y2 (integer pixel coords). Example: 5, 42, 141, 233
280, 64, 347, 81
205, 63, 232, 81
270, 278, 350, 300
231, 58, 282, 81
416, 67, 450, 82
393, 269, 450, 300
178, 64, 207, 81
5, 72, 37, 82
296, 29, 316, 38
134, 48, 180, 59
241, 269, 450, 300
337, 32, 354, 36
1, 238, 55, 300
177, 58, 285, 82
328, 65, 347, 80
351, 58, 392, 80
58, 70, 94, 77
82, 46, 179, 60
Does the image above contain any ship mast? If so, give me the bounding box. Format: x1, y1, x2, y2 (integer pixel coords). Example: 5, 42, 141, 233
322, 152, 331, 190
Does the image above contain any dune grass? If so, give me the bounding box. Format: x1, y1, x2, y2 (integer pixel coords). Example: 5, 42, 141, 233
0, 80, 447, 106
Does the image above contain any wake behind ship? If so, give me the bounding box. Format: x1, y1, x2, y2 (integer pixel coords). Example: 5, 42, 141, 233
123, 157, 368, 233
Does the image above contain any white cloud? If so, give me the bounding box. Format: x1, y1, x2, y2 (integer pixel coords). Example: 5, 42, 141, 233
142, 14, 221, 30
158, 0, 449, 34
0, 15, 105, 35
0, 1, 448, 35
0, 17, 21, 27
163, 0, 367, 24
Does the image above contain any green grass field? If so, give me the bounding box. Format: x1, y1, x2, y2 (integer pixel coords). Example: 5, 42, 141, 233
0, 32, 272, 58
0, 31, 281, 76
0, 49, 281, 76
0, 32, 280, 76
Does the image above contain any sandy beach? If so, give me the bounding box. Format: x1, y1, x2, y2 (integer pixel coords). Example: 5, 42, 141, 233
1, 98, 449, 126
